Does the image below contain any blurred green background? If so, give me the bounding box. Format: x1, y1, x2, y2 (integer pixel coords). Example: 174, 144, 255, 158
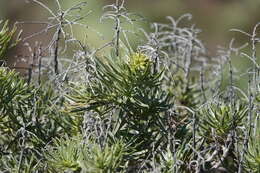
2, 0, 260, 46
1, 0, 260, 88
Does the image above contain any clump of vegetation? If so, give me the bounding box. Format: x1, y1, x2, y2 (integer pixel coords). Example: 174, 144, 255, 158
0, 0, 260, 172
0, 20, 21, 64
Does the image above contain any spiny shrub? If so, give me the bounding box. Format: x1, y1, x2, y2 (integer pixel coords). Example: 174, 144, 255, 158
44, 135, 129, 173
68, 51, 172, 162
0, 67, 80, 172
1, 0, 260, 172
198, 101, 248, 144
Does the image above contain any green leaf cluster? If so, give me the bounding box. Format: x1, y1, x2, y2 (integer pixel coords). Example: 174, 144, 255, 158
0, 20, 21, 61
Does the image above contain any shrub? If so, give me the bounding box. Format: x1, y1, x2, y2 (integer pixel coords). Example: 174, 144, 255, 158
1, 0, 260, 172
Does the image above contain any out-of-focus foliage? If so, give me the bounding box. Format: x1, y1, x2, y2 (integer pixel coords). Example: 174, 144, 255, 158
0, 20, 20, 61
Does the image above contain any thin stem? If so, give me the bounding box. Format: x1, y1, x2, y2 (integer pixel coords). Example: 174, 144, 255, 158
200, 67, 206, 103
192, 111, 196, 153
252, 23, 260, 91
115, 1, 121, 57
248, 77, 253, 139
27, 64, 33, 84
38, 45, 42, 85
53, 12, 64, 75
54, 27, 61, 75
18, 128, 26, 173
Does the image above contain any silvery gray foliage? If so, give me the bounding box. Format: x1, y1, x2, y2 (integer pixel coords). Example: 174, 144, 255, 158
101, 0, 144, 56
20, 0, 90, 78
139, 14, 207, 76
1, 0, 260, 172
